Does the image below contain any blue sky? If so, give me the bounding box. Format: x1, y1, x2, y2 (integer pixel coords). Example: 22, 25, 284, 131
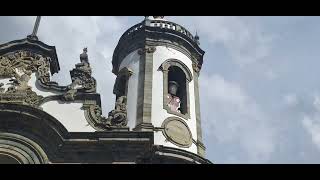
1, 16, 320, 164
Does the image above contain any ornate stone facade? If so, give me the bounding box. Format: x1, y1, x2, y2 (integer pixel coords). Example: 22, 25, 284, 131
0, 16, 211, 164
0, 38, 127, 132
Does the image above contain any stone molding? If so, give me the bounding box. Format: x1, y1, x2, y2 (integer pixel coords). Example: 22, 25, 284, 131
0, 133, 49, 164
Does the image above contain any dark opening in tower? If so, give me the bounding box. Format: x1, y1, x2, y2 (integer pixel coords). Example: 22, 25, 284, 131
115, 76, 127, 99
168, 66, 187, 115
113, 67, 133, 101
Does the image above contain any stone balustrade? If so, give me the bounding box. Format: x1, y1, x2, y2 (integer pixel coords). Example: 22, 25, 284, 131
120, 19, 199, 44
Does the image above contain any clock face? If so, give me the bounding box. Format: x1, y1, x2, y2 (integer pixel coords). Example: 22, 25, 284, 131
162, 117, 192, 148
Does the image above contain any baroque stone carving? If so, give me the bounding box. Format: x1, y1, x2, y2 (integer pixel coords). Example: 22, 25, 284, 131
0, 51, 50, 80
0, 83, 4, 93
0, 89, 43, 107
191, 54, 201, 74
104, 96, 128, 127
93, 67, 133, 130
63, 48, 96, 101
83, 97, 128, 131
0, 50, 48, 107
83, 103, 106, 129
192, 62, 201, 74
138, 46, 156, 55
83, 66, 132, 130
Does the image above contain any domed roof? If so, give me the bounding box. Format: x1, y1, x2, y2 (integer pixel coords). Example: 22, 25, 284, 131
112, 16, 205, 74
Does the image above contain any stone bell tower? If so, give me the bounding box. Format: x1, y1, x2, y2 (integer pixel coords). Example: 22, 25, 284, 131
112, 16, 206, 157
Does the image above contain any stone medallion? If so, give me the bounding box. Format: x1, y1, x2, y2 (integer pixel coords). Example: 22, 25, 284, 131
162, 117, 192, 148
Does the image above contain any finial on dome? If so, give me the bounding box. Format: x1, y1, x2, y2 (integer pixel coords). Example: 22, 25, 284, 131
195, 31, 200, 45
153, 16, 165, 19
144, 16, 165, 20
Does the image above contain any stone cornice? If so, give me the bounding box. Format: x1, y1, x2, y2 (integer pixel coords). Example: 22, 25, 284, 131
0, 103, 212, 164
139, 145, 212, 164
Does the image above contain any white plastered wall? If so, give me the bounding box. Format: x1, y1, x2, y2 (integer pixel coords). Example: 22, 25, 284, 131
41, 101, 96, 132
152, 46, 198, 154
33, 73, 96, 132
14, 72, 96, 132
119, 50, 140, 130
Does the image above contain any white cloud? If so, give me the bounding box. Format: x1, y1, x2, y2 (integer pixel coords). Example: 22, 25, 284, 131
302, 116, 320, 150
170, 16, 274, 67
284, 93, 298, 107
265, 69, 278, 80
200, 73, 276, 163
35, 16, 128, 114
302, 94, 320, 150
313, 95, 320, 112
201, 74, 248, 107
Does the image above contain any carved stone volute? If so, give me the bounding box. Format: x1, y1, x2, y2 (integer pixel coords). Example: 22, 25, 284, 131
104, 96, 128, 127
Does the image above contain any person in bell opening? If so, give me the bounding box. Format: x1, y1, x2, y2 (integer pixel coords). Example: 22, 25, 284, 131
167, 81, 181, 113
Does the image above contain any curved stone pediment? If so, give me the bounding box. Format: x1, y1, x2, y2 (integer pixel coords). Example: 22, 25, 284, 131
0, 38, 60, 75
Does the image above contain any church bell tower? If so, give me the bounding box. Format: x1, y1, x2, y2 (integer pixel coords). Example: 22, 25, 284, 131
112, 16, 206, 158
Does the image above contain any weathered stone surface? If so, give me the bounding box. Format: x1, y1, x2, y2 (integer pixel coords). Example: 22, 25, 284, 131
162, 117, 192, 148
0, 17, 212, 164
0, 50, 49, 108
134, 46, 156, 131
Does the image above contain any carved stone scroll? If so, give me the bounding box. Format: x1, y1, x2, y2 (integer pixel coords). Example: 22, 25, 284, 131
83, 99, 129, 131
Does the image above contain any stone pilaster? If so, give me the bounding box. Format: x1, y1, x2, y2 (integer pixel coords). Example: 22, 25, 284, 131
193, 62, 206, 157
134, 46, 156, 131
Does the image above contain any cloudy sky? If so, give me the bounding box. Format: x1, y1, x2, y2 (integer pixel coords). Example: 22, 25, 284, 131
1, 16, 320, 164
